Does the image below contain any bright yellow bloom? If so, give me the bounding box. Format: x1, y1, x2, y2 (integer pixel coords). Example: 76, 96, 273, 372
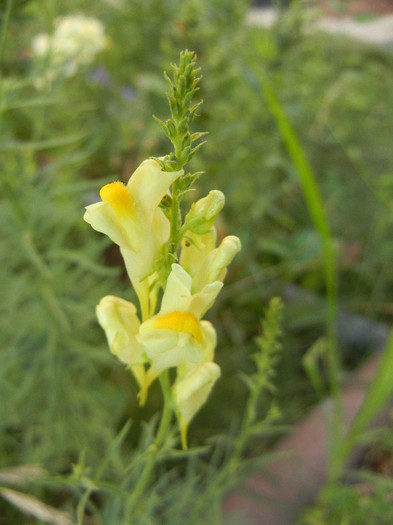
84, 159, 183, 318
137, 264, 222, 372
100, 181, 136, 221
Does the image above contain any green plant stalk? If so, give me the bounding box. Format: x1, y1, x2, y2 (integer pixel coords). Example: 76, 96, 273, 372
77, 489, 93, 525
0, 0, 14, 133
168, 178, 181, 261
0, 0, 13, 79
252, 66, 341, 477
122, 370, 173, 523
222, 376, 263, 480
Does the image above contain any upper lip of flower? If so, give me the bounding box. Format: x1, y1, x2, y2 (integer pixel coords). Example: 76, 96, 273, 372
83, 159, 183, 252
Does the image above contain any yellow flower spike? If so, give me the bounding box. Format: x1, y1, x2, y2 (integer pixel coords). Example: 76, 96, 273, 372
173, 362, 221, 449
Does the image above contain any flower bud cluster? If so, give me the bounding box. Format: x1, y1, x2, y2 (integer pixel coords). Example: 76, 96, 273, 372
84, 159, 240, 446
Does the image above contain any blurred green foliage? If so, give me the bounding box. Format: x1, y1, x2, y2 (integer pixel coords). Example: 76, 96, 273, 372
2, 0, 393, 521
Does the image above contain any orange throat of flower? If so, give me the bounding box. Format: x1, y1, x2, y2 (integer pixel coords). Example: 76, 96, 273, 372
100, 181, 135, 220
152, 311, 203, 342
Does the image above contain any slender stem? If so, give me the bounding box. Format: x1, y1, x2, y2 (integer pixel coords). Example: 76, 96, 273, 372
76, 488, 93, 525
123, 370, 172, 523
168, 178, 181, 259
0, 0, 13, 79
154, 370, 173, 443
0, 0, 13, 134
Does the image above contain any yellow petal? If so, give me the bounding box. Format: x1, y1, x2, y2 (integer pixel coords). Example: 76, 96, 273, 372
152, 311, 203, 343
192, 235, 241, 293
100, 181, 135, 221
96, 295, 144, 365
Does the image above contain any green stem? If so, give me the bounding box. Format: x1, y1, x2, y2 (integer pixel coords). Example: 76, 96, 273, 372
0, 0, 13, 78
123, 370, 172, 523
0, 0, 13, 133
168, 178, 181, 261
76, 488, 93, 525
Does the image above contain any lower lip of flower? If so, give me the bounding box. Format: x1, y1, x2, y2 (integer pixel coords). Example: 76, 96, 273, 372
152, 311, 203, 342
100, 181, 135, 220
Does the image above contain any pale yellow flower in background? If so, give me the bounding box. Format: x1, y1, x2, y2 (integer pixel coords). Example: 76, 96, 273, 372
53, 15, 106, 66
137, 264, 222, 372
173, 361, 221, 448
32, 14, 107, 87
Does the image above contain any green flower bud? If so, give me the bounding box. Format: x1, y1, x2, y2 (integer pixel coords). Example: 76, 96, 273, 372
184, 190, 225, 235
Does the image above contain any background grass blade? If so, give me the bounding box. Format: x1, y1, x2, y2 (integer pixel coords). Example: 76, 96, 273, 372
331, 328, 393, 477
249, 61, 341, 476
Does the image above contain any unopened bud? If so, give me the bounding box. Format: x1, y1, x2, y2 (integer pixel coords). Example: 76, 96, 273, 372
184, 190, 225, 234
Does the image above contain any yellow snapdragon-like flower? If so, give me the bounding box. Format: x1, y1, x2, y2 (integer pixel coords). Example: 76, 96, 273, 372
137, 264, 222, 372
84, 159, 182, 252
84, 159, 183, 318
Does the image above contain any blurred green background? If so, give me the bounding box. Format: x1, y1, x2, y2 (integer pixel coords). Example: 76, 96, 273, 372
2, 0, 393, 522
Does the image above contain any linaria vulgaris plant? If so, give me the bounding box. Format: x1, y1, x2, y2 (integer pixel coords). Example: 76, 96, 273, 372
84, 50, 241, 453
